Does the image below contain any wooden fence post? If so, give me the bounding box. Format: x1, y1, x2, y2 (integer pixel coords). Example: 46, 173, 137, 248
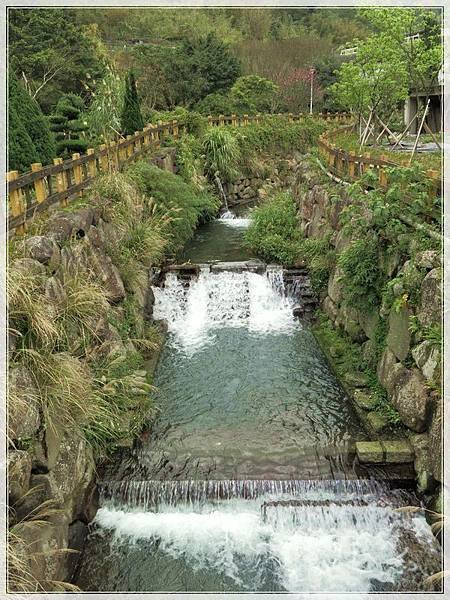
72, 153, 83, 197
162, 120, 169, 137
364, 152, 371, 175
231, 114, 237, 127
173, 119, 179, 138
31, 163, 47, 204
219, 114, 225, 126
243, 114, 249, 126
99, 145, 108, 172
348, 151, 356, 180
134, 132, 141, 158
379, 154, 388, 188
87, 148, 97, 179
7, 171, 26, 235
207, 115, 213, 127
53, 157, 68, 205
126, 135, 133, 159
426, 169, 439, 202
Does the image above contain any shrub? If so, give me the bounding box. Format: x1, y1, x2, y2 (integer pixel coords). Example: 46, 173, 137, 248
120, 70, 144, 135
202, 126, 241, 182
245, 191, 303, 265
8, 71, 56, 171
337, 237, 381, 311
125, 162, 219, 253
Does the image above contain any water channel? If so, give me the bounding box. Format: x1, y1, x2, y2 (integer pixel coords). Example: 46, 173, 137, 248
76, 213, 441, 593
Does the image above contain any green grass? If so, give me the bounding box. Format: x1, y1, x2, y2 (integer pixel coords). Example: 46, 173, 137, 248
332, 130, 441, 173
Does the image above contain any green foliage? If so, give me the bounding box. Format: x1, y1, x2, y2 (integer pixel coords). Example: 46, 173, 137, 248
300, 236, 335, 293
125, 162, 219, 253
230, 75, 279, 114
337, 238, 381, 310
313, 312, 402, 427
120, 70, 144, 135
202, 127, 241, 182
195, 92, 236, 116
151, 107, 207, 137
86, 64, 125, 143
49, 93, 89, 158
8, 71, 56, 172
245, 191, 303, 265
8, 8, 104, 112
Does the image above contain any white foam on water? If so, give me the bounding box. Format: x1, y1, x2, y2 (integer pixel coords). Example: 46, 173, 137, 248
219, 216, 252, 228
153, 268, 296, 353
94, 495, 435, 592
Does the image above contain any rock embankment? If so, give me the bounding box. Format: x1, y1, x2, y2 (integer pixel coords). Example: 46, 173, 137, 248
293, 158, 442, 513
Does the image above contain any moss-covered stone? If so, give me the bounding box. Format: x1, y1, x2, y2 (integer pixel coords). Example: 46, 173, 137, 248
366, 411, 390, 434
353, 389, 377, 410
381, 440, 414, 463
355, 441, 384, 464
386, 305, 412, 362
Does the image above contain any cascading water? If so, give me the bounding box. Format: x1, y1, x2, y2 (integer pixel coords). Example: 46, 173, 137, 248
76, 223, 441, 592
153, 267, 296, 353
79, 478, 440, 592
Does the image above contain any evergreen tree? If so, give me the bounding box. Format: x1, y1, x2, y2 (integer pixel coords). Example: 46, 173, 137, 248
8, 71, 56, 172
8, 104, 38, 173
120, 71, 144, 135
49, 93, 89, 158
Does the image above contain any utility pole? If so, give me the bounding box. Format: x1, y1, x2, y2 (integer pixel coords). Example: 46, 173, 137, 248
309, 67, 315, 115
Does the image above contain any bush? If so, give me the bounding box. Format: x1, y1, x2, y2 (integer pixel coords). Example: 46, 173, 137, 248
337, 237, 381, 311
8, 71, 56, 171
202, 126, 241, 182
245, 191, 303, 265
125, 162, 219, 253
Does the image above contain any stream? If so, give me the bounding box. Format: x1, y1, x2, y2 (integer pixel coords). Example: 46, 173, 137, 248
76, 213, 441, 593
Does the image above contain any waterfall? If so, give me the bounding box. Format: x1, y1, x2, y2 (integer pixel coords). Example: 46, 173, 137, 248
214, 172, 235, 219
92, 478, 440, 593
153, 268, 297, 352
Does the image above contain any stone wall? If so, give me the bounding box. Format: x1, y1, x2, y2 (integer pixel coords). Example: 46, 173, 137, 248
7, 154, 174, 590
293, 159, 442, 509
223, 156, 302, 208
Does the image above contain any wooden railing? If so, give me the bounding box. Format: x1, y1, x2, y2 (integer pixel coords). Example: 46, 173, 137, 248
317, 124, 441, 198
5, 111, 349, 235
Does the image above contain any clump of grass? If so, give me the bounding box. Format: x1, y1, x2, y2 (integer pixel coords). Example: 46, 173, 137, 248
17, 348, 96, 433
202, 126, 241, 182
8, 490, 80, 592
8, 261, 58, 350
245, 191, 303, 265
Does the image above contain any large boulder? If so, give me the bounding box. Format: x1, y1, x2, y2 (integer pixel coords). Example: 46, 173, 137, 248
86, 245, 125, 304
339, 304, 365, 342
327, 267, 344, 305
322, 296, 338, 322
8, 450, 32, 506
390, 367, 432, 432
417, 268, 441, 328
8, 366, 41, 441
13, 515, 69, 588
428, 402, 442, 482
377, 348, 402, 395
24, 236, 61, 271
412, 340, 440, 382
386, 306, 412, 362
358, 307, 379, 340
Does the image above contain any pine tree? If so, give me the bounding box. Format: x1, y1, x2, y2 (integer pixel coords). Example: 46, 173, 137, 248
8, 71, 56, 171
120, 71, 144, 136
8, 104, 38, 172
49, 93, 89, 158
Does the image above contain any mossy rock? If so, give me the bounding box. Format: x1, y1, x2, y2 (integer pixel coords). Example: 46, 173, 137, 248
353, 389, 377, 411
366, 411, 390, 434
344, 371, 369, 388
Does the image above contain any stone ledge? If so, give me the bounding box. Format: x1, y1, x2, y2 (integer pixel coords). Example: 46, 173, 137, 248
356, 440, 414, 464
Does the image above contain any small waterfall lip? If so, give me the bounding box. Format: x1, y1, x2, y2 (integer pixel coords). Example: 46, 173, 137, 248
152, 266, 298, 353
98, 477, 418, 511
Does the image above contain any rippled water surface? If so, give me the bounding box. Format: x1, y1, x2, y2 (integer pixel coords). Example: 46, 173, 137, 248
75, 220, 441, 593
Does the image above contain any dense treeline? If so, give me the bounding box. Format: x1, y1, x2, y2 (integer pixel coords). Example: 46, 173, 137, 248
8, 7, 442, 173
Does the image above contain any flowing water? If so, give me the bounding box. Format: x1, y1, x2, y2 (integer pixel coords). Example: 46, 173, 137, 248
76, 216, 441, 593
